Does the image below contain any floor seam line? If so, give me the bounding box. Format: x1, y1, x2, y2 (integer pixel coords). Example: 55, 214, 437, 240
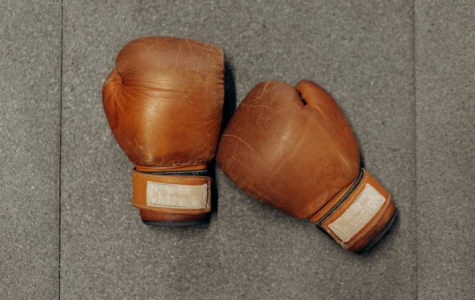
58, 0, 64, 299
413, 1, 418, 300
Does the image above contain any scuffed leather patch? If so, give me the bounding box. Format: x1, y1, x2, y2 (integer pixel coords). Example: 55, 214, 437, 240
328, 183, 385, 243
146, 182, 208, 209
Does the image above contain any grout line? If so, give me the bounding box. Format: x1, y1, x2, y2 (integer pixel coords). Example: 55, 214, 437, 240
413, 1, 418, 300
58, 0, 64, 299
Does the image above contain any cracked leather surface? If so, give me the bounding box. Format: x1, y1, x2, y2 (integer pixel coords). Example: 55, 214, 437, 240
217, 80, 360, 219
103, 37, 224, 168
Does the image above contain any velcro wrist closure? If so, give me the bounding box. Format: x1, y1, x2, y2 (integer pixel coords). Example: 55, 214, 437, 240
132, 169, 211, 215
314, 169, 393, 251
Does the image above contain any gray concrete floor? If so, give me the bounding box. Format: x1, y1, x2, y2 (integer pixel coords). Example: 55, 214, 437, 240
0, 0, 473, 299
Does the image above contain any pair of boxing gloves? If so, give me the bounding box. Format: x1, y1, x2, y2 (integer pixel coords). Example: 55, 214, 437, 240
103, 37, 397, 253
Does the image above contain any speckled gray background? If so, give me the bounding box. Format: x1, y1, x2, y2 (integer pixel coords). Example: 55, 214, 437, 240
0, 0, 473, 299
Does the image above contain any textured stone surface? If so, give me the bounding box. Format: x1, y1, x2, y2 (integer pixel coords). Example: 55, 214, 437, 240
60, 1, 415, 299
416, 1, 475, 299
0, 0, 61, 299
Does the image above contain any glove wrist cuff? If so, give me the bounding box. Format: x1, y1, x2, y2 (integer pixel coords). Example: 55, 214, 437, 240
135, 164, 208, 173
311, 169, 397, 252
132, 169, 212, 216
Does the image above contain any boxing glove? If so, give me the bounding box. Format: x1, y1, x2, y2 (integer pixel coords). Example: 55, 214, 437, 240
217, 80, 397, 252
103, 37, 224, 226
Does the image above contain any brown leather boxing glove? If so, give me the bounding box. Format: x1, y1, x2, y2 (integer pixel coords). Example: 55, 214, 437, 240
103, 37, 224, 226
217, 80, 397, 252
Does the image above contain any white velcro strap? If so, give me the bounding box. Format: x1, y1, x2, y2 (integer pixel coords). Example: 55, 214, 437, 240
328, 183, 385, 243
132, 170, 211, 214
146, 182, 208, 209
